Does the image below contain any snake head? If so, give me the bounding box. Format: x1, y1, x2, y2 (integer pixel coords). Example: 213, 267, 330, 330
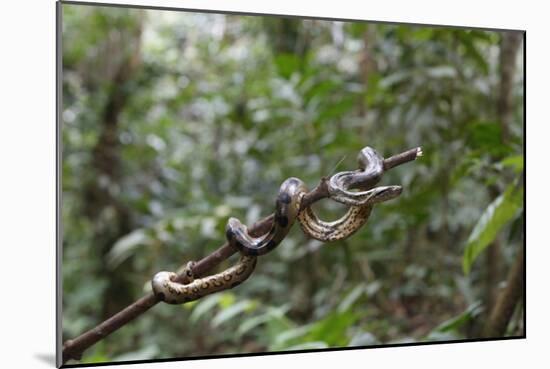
367, 185, 402, 204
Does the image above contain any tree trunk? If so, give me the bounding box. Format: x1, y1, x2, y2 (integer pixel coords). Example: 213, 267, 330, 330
483, 249, 524, 337
82, 18, 143, 320
497, 32, 523, 143
484, 31, 522, 317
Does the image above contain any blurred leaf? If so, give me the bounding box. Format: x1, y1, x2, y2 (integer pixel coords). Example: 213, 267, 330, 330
189, 294, 221, 323
303, 78, 338, 105
237, 305, 291, 337
337, 285, 365, 312
425, 65, 456, 79
460, 34, 489, 75
463, 183, 523, 274
501, 154, 524, 173
316, 96, 356, 124
412, 28, 434, 41
449, 153, 482, 186
237, 314, 273, 337
82, 342, 109, 364
431, 301, 483, 334
272, 325, 312, 350
305, 311, 357, 346
212, 300, 256, 328
379, 71, 410, 89
218, 292, 236, 308
107, 229, 152, 268
365, 281, 382, 296
466, 121, 513, 157
275, 53, 301, 79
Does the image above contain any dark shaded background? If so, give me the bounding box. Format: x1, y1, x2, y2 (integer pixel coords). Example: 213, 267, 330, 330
61, 4, 524, 364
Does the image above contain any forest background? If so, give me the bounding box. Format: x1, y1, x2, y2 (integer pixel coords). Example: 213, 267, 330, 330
61, 4, 524, 364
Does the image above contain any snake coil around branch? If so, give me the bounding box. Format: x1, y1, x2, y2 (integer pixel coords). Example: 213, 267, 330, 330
152, 146, 409, 304
152, 256, 257, 304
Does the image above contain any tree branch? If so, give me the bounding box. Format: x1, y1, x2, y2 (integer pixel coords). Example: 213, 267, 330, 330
62, 146, 422, 364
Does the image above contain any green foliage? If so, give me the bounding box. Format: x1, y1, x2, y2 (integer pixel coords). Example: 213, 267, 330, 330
212, 299, 259, 327
61, 4, 524, 363
190, 295, 222, 323
463, 182, 523, 275
428, 301, 483, 336
305, 311, 358, 346
237, 305, 291, 337
500, 155, 524, 173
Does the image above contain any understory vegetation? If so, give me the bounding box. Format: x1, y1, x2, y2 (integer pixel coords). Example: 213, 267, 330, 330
61, 4, 524, 363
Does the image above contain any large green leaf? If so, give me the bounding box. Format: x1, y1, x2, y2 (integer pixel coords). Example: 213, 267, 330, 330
462, 183, 523, 274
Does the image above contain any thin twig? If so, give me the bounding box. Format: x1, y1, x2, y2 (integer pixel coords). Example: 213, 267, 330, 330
62, 146, 422, 364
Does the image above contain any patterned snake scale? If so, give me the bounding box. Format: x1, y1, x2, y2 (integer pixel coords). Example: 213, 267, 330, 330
298, 147, 402, 241
328, 147, 402, 206
225, 177, 307, 256
152, 256, 257, 304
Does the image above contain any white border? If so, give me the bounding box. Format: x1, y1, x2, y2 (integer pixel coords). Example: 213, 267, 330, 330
1, 1, 546, 368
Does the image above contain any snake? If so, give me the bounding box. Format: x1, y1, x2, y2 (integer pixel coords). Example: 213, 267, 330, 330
298, 185, 401, 241
152, 146, 402, 303
298, 147, 402, 241
226, 147, 402, 252
225, 177, 307, 256
328, 146, 392, 206
151, 255, 257, 304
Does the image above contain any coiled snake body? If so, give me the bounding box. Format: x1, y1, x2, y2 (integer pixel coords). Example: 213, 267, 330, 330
298, 186, 399, 242
152, 256, 257, 304
298, 147, 401, 241
225, 177, 307, 256
328, 147, 398, 206
227, 147, 402, 248
152, 146, 402, 304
